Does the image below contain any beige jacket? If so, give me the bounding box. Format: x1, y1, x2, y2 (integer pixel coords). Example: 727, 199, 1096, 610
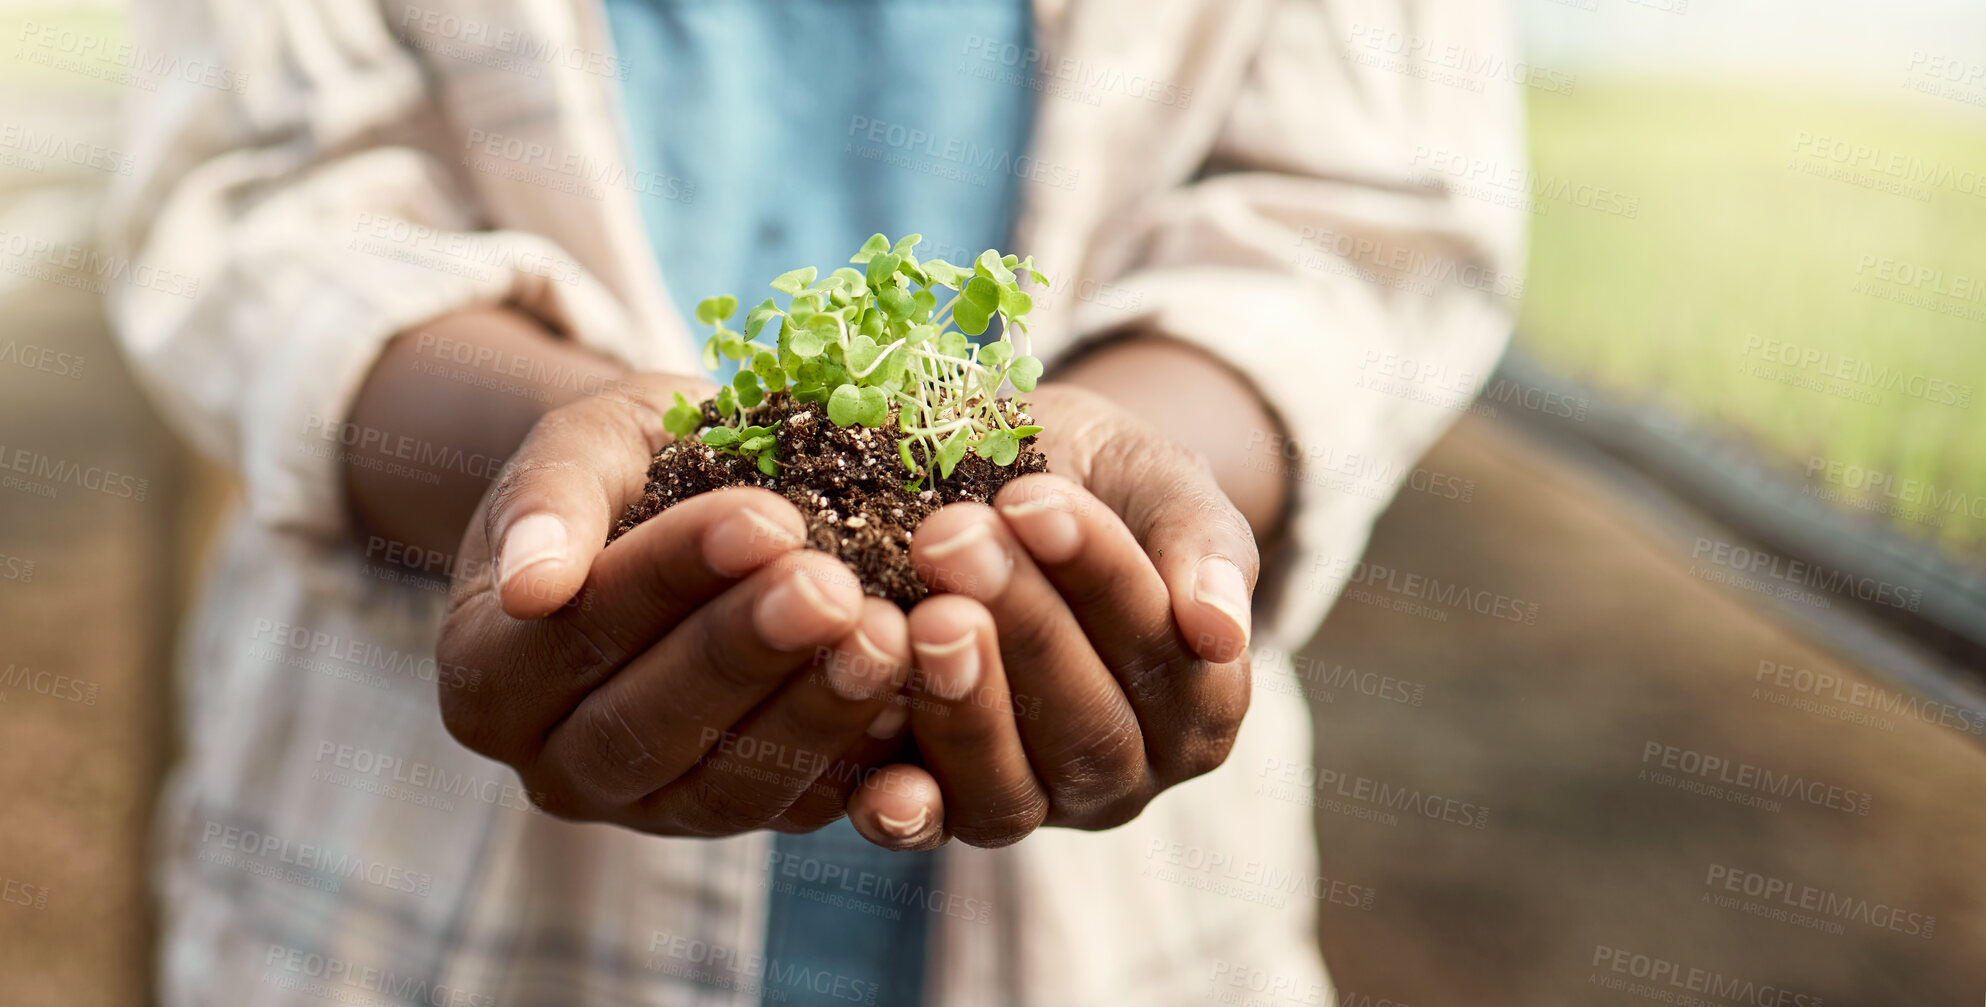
102, 1, 1524, 1004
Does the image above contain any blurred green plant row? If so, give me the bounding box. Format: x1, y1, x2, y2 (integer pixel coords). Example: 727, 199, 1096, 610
1521, 81, 1986, 559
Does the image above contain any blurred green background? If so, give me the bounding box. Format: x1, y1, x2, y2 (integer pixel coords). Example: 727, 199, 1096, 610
1520, 70, 1986, 555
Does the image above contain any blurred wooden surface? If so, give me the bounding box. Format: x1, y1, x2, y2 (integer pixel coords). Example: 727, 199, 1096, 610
0, 57, 214, 1005
0, 221, 177, 1006
1305, 415, 1986, 1006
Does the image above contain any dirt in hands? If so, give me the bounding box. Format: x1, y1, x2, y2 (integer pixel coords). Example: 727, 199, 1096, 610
611, 391, 1047, 609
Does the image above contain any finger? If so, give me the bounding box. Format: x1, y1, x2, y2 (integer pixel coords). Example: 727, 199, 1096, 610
995, 473, 1250, 787
531, 551, 863, 818
568, 487, 808, 667
994, 474, 1171, 665
767, 713, 916, 834
436, 486, 805, 765
656, 598, 911, 834
904, 596, 1049, 847
847, 763, 948, 851
1082, 435, 1260, 663
770, 618, 922, 833
911, 502, 1147, 820
480, 382, 709, 619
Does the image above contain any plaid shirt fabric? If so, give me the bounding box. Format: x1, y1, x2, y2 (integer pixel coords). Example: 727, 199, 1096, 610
103, 0, 1523, 1003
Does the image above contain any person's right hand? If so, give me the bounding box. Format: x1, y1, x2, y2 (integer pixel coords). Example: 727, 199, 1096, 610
434, 373, 938, 837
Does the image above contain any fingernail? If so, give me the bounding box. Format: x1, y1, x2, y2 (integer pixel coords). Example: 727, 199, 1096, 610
922, 519, 991, 558
998, 498, 1082, 564
875, 805, 930, 841
756, 572, 851, 650
866, 701, 909, 739
708, 507, 802, 576
1192, 556, 1252, 651
824, 627, 898, 701
918, 519, 1012, 598
912, 629, 981, 701
497, 514, 569, 594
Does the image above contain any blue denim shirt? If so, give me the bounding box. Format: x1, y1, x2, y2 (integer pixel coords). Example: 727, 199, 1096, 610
606, 0, 1034, 352
602, 1, 1034, 1002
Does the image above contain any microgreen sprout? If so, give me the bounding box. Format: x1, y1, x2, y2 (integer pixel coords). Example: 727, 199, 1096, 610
663, 233, 1049, 489
663, 390, 783, 477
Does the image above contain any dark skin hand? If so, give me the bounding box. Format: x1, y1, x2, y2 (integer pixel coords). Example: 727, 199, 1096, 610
832, 348, 1290, 849
348, 305, 1289, 847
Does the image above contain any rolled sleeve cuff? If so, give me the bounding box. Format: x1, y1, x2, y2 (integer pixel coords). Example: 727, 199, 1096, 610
241, 228, 660, 541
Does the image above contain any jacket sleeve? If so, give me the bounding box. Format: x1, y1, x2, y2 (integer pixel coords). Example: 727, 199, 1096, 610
1067, 0, 1530, 649
99, 0, 654, 542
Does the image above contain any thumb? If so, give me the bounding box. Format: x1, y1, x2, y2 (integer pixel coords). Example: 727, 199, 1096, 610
480, 379, 704, 619
1087, 433, 1260, 664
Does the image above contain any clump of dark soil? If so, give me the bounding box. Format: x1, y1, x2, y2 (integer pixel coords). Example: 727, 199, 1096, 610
611, 391, 1046, 609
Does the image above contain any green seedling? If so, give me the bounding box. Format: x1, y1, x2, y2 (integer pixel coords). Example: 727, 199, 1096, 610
661, 390, 782, 477
674, 233, 1049, 489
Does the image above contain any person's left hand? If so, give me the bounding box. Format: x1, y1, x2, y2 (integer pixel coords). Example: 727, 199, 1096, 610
817, 382, 1260, 849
